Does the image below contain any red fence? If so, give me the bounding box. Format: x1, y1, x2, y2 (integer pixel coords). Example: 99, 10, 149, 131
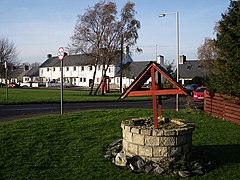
204, 91, 240, 125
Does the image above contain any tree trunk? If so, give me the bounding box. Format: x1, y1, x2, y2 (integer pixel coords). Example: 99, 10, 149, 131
89, 64, 97, 95
93, 63, 110, 96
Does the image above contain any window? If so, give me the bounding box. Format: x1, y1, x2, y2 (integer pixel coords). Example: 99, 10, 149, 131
53, 67, 55, 71
109, 68, 111, 73
98, 65, 101, 71
186, 65, 192, 70
198, 65, 203, 69
89, 66, 92, 71
66, 67, 69, 71
74, 66, 76, 71
47, 68, 49, 72
81, 66, 84, 71
80, 78, 82, 82
83, 78, 86, 82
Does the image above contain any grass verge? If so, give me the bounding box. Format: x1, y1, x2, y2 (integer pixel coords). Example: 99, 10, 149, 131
0, 88, 152, 105
0, 109, 239, 179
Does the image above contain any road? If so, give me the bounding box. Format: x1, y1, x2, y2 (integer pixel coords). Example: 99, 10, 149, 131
0, 96, 191, 122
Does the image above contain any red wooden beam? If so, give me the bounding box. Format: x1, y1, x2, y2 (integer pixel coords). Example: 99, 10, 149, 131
150, 66, 158, 129
127, 89, 187, 97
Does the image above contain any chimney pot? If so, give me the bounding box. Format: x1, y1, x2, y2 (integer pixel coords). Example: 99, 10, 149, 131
47, 54, 52, 59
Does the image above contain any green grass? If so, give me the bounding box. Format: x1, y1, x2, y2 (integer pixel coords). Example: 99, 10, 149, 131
0, 109, 239, 179
0, 88, 151, 105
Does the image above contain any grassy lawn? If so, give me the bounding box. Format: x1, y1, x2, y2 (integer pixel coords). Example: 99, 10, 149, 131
0, 109, 239, 179
0, 88, 151, 105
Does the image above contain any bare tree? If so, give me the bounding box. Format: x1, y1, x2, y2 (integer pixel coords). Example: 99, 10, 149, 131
197, 37, 217, 76
31, 62, 40, 67
69, 1, 140, 95
0, 37, 18, 82
69, 1, 119, 95
118, 1, 141, 92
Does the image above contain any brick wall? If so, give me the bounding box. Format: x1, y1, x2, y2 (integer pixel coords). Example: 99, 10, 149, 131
204, 90, 240, 125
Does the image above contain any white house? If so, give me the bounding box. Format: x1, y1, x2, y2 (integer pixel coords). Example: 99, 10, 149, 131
39, 52, 133, 88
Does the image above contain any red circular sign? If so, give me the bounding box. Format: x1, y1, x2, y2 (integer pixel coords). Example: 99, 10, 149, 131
58, 47, 65, 61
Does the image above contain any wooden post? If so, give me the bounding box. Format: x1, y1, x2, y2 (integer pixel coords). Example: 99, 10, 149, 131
157, 72, 162, 118
151, 67, 158, 128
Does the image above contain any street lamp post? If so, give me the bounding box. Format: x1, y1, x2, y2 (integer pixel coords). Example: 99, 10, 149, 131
159, 11, 180, 111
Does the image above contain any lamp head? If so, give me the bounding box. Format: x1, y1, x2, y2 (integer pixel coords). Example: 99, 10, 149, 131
159, 14, 166, 17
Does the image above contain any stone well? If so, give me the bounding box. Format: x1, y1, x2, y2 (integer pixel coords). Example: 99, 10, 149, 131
121, 118, 195, 162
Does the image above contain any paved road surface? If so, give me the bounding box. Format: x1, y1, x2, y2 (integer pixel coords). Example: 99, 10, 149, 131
0, 96, 191, 122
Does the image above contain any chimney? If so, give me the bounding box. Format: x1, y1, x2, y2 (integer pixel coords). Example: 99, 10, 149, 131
157, 55, 164, 65
47, 54, 52, 59
24, 65, 29, 71
126, 46, 129, 55
179, 55, 186, 64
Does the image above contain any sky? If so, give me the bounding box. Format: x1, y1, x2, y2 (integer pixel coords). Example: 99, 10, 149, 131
0, 0, 230, 65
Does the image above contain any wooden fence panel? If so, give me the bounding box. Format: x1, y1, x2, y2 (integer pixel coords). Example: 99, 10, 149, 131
204, 91, 240, 125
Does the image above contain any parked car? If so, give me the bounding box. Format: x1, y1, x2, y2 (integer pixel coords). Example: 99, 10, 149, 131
7, 83, 20, 88
193, 86, 206, 101
185, 84, 200, 96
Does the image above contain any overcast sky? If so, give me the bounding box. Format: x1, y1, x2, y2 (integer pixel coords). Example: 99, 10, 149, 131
0, 0, 230, 65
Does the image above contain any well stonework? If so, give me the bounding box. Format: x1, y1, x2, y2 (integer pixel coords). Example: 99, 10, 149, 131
121, 119, 195, 162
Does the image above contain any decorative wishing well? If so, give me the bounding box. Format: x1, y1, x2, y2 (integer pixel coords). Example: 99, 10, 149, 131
118, 62, 194, 162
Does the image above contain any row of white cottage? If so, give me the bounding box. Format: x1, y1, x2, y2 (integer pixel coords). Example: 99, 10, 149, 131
2, 53, 204, 88
38, 53, 165, 88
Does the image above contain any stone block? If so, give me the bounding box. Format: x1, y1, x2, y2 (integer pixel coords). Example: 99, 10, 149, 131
145, 136, 160, 146
145, 156, 165, 162
152, 129, 164, 136
182, 144, 190, 154
186, 133, 192, 143
122, 139, 128, 152
164, 130, 176, 136
167, 147, 181, 157
125, 125, 132, 132
131, 127, 140, 134
176, 135, 187, 146
128, 142, 138, 155
139, 145, 153, 157
176, 129, 187, 135
153, 146, 168, 157
141, 129, 152, 136
132, 133, 145, 145
160, 137, 175, 146
125, 131, 133, 143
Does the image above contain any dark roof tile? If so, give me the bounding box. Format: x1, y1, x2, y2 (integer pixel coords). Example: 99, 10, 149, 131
179, 60, 204, 78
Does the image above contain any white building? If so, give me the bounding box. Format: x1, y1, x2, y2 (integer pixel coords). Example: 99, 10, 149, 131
39, 52, 134, 88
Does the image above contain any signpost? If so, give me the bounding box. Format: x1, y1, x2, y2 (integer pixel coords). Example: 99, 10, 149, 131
5, 61, 8, 100
58, 47, 65, 114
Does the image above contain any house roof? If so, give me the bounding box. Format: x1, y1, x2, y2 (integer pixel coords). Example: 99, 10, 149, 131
39, 54, 94, 68
8, 68, 26, 79
40, 52, 126, 68
179, 60, 204, 79
24, 67, 39, 77
116, 61, 157, 78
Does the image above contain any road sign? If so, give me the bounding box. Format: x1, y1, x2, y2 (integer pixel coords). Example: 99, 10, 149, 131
58, 47, 65, 61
